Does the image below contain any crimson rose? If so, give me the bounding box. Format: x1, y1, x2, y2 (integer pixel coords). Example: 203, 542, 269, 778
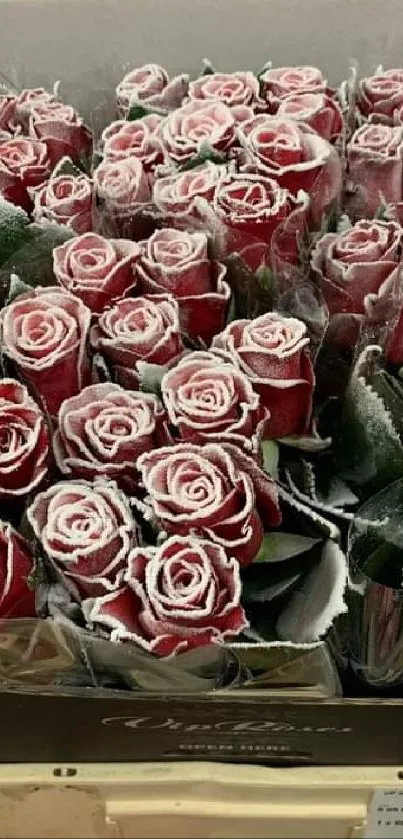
30, 173, 93, 234
0, 136, 50, 210
347, 123, 403, 218
0, 287, 91, 417
276, 92, 343, 142
82, 535, 248, 656
137, 228, 230, 344
27, 479, 138, 597
161, 349, 267, 455
159, 100, 236, 164
238, 115, 342, 224
0, 522, 36, 618
213, 312, 315, 439
357, 68, 403, 123
153, 161, 224, 226
53, 232, 140, 315
188, 71, 262, 110
101, 116, 164, 173
260, 65, 328, 109
90, 294, 184, 389
28, 100, 92, 166
116, 64, 188, 117
311, 219, 403, 315
0, 379, 50, 499
53, 383, 165, 491
138, 442, 281, 566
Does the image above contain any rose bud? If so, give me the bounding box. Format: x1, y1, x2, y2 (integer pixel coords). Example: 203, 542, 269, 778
0, 522, 36, 618
0, 137, 50, 210
357, 68, 403, 123
161, 349, 267, 456
311, 219, 403, 315
238, 115, 342, 225
260, 65, 327, 110
188, 71, 263, 110
213, 312, 315, 440
347, 123, 403, 218
27, 479, 139, 597
138, 442, 281, 567
116, 63, 188, 118
101, 116, 165, 173
159, 100, 236, 165
153, 161, 225, 227
90, 294, 184, 389
276, 92, 343, 142
30, 173, 93, 234
53, 232, 140, 315
136, 228, 230, 345
53, 383, 165, 491
0, 379, 50, 499
28, 100, 92, 166
211, 170, 309, 271
82, 535, 248, 656
0, 287, 91, 418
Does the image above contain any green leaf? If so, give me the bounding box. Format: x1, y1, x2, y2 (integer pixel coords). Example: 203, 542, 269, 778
6, 273, 32, 305
0, 199, 31, 272
256, 265, 274, 292
0, 220, 74, 292
262, 439, 279, 478
242, 571, 302, 602
253, 532, 321, 563
179, 142, 227, 172
374, 199, 388, 221
52, 156, 84, 178
137, 360, 167, 398
279, 433, 331, 452
201, 58, 217, 76
128, 103, 166, 121
225, 291, 237, 325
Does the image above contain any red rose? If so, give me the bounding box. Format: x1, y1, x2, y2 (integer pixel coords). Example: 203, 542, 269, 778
116, 64, 188, 118
0, 287, 91, 417
137, 228, 230, 344
27, 479, 138, 597
211, 170, 309, 271
138, 442, 281, 566
90, 294, 184, 389
161, 349, 267, 456
53, 383, 165, 490
311, 220, 403, 315
30, 173, 93, 234
153, 161, 224, 226
0, 379, 50, 499
159, 100, 236, 164
93, 155, 151, 211
0, 95, 18, 134
238, 116, 342, 224
53, 232, 140, 314
15, 87, 56, 127
0, 137, 50, 210
213, 312, 314, 439
347, 124, 403, 218
357, 68, 403, 123
0, 522, 36, 618
82, 535, 248, 656
101, 116, 164, 172
188, 72, 262, 109
276, 92, 343, 142
28, 101, 92, 166
260, 65, 327, 109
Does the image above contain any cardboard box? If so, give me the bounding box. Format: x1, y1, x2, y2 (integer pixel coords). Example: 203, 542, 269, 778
0, 0, 403, 769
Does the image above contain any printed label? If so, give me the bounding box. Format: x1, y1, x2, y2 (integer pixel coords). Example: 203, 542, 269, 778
365, 789, 403, 837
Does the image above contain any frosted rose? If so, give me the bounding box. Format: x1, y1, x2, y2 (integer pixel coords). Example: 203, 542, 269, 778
83, 535, 248, 656
161, 350, 266, 455
101, 116, 164, 172
0, 287, 91, 417
347, 123, 403, 217
358, 69, 403, 122
30, 173, 93, 234
116, 64, 188, 117
53, 232, 140, 314
138, 442, 281, 566
213, 312, 315, 439
27, 480, 138, 597
53, 383, 165, 490
0, 379, 49, 499
260, 65, 327, 108
160, 100, 236, 164
153, 161, 224, 225
137, 228, 230, 344
94, 155, 151, 210
188, 72, 261, 109
277, 92, 343, 142
28, 100, 92, 166
90, 294, 184, 389
0, 136, 50, 210
0, 522, 36, 618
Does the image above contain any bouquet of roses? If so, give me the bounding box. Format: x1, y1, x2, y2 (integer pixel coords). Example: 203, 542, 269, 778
1, 60, 403, 690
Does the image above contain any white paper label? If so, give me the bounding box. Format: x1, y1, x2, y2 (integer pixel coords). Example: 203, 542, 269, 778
365, 789, 403, 837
